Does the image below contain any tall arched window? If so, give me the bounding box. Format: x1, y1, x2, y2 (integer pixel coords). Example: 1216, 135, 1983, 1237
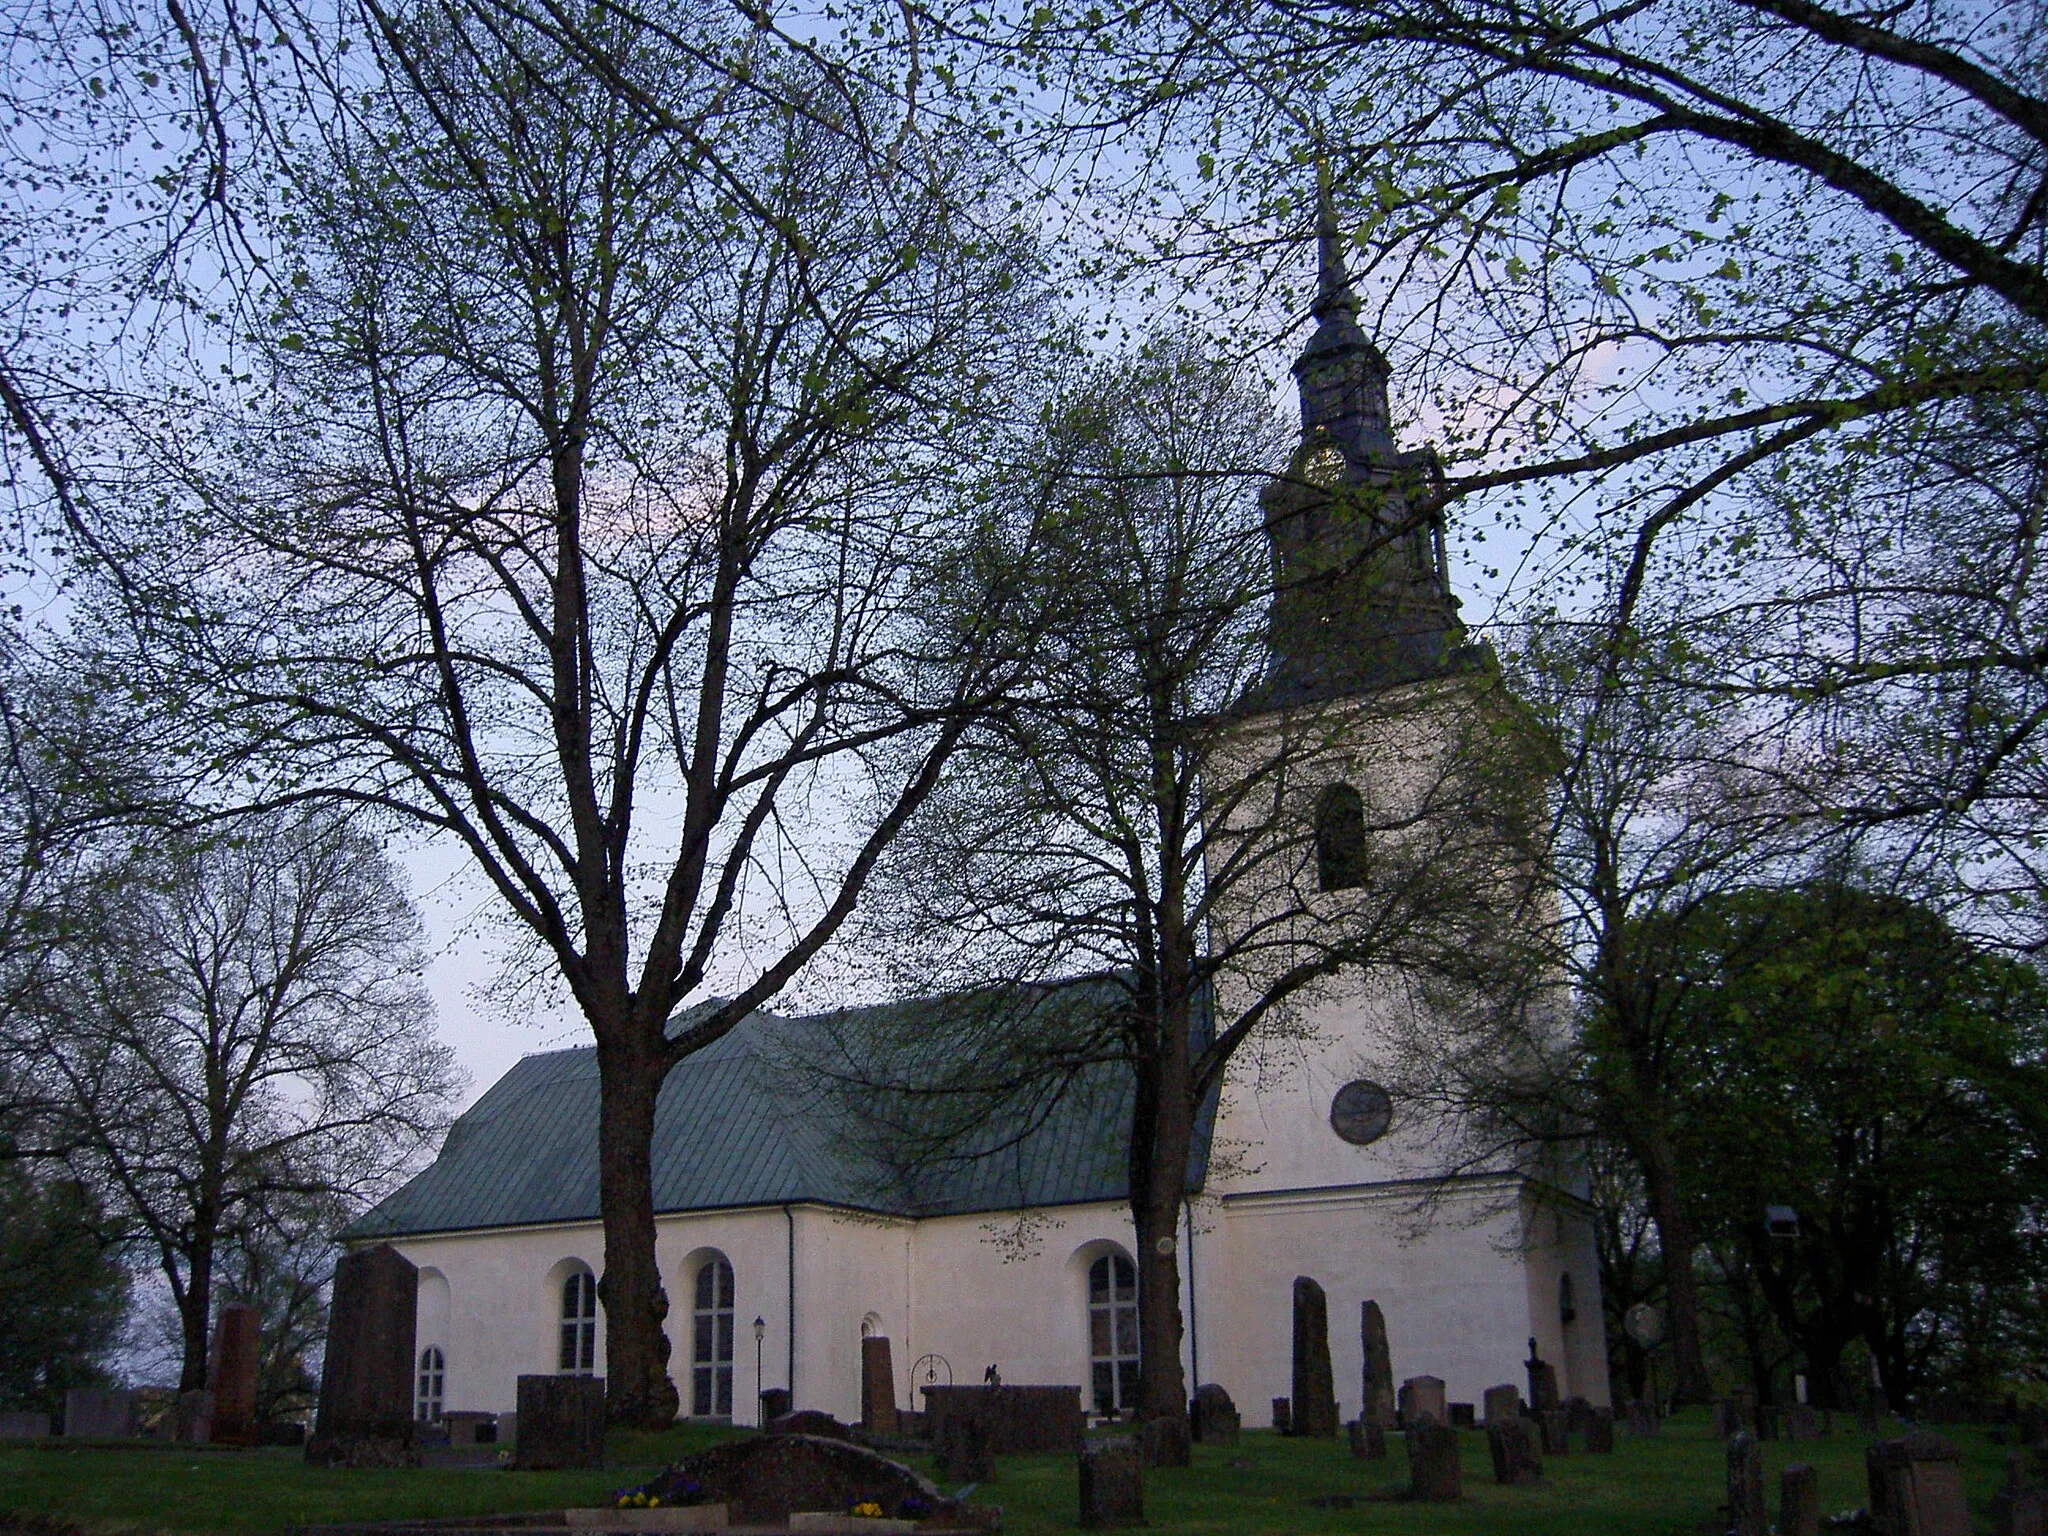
416, 1346, 445, 1422
691, 1257, 735, 1418
1559, 1271, 1578, 1325
1087, 1253, 1139, 1417
559, 1269, 597, 1374
1315, 783, 1368, 892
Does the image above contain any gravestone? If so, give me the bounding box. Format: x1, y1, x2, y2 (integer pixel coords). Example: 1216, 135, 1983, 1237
1482, 1385, 1521, 1425
771, 1409, 853, 1440
1289, 1277, 1338, 1438
938, 1412, 993, 1483
1538, 1408, 1570, 1455
649, 1432, 963, 1526
1404, 1422, 1462, 1502
306, 1243, 418, 1468
1347, 1419, 1385, 1460
1757, 1404, 1783, 1442
1728, 1431, 1767, 1536
1360, 1300, 1396, 1429
1078, 1438, 1144, 1528
760, 1387, 793, 1424
1397, 1376, 1446, 1430
1625, 1399, 1659, 1437
1140, 1413, 1189, 1470
176, 1389, 213, 1444
861, 1337, 898, 1437
210, 1302, 262, 1446
512, 1374, 604, 1470
0, 1411, 48, 1439
1582, 1406, 1615, 1454
1524, 1340, 1558, 1412
443, 1411, 497, 1446
1562, 1395, 1597, 1437
62, 1388, 134, 1438
1449, 1402, 1475, 1430
1866, 1431, 1970, 1536
1271, 1397, 1290, 1434
496, 1412, 517, 1444
1787, 1403, 1827, 1441
1858, 1395, 1882, 1434
920, 1385, 1083, 1454
1189, 1384, 1238, 1445
1993, 1450, 2048, 1536
1781, 1463, 1822, 1536
1487, 1416, 1543, 1485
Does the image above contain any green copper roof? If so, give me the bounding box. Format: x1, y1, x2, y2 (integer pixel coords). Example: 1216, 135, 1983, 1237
345, 992, 1216, 1241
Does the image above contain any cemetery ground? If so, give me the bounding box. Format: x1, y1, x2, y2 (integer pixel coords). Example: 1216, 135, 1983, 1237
0, 1412, 2023, 1536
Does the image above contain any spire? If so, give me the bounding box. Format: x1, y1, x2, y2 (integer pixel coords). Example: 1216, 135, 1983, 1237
1313, 159, 1361, 322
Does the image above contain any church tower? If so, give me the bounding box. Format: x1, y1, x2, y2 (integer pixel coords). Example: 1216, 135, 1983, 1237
1254, 183, 1479, 708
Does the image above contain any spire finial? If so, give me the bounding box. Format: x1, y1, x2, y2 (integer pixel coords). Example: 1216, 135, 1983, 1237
1313, 159, 1361, 321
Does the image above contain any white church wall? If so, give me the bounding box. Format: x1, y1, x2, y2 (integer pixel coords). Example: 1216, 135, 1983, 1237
784, 1206, 911, 1420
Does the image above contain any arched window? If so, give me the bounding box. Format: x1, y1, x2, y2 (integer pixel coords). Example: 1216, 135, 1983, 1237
1559, 1271, 1578, 1325
691, 1257, 735, 1418
1315, 783, 1368, 892
559, 1269, 597, 1374
1087, 1253, 1139, 1417
416, 1345, 445, 1422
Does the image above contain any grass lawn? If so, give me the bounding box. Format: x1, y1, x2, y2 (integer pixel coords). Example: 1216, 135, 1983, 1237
0, 1411, 2017, 1536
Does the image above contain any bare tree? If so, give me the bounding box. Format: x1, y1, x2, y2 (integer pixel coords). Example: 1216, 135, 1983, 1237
31, 807, 457, 1393
98, 0, 1051, 1424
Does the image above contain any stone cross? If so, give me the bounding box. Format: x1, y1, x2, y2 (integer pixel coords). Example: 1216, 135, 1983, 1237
1290, 1276, 1338, 1438
1524, 1338, 1559, 1412
306, 1242, 419, 1468
210, 1302, 262, 1446
861, 1336, 898, 1436
1360, 1299, 1396, 1428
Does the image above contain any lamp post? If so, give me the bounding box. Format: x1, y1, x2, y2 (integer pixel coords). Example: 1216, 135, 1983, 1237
754, 1316, 766, 1426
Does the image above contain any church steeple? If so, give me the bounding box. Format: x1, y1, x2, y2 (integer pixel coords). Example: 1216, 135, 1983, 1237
1251, 169, 1472, 708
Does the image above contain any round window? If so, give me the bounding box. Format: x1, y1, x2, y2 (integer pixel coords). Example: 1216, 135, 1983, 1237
1330, 1080, 1393, 1145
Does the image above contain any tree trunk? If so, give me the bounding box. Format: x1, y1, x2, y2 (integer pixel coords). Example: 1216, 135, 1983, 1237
595, 1035, 679, 1429
1638, 1133, 1714, 1404
177, 1233, 215, 1393
1132, 1102, 1193, 1429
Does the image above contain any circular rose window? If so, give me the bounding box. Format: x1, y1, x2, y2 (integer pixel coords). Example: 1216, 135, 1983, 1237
1330, 1080, 1394, 1145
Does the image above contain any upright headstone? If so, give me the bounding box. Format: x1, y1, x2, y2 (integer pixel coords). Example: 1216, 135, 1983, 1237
512, 1374, 604, 1470
62, 1388, 134, 1439
1757, 1404, 1783, 1442
1360, 1300, 1396, 1429
175, 1390, 213, 1445
1404, 1422, 1462, 1502
443, 1411, 497, 1447
1780, 1463, 1822, 1536
1189, 1384, 1238, 1445
1482, 1384, 1521, 1425
306, 1243, 418, 1468
1398, 1376, 1447, 1430
1787, 1403, 1826, 1441
1141, 1412, 1189, 1470
1993, 1450, 2048, 1536
1728, 1431, 1767, 1536
760, 1387, 792, 1424
938, 1412, 993, 1483
1270, 1397, 1291, 1434
861, 1336, 898, 1437
1487, 1416, 1543, 1485
1078, 1438, 1144, 1528
1582, 1406, 1615, 1453
209, 1302, 262, 1446
1562, 1395, 1597, 1437
1348, 1419, 1385, 1460
1538, 1408, 1570, 1455
1289, 1277, 1337, 1438
1626, 1399, 1660, 1437
1524, 1339, 1558, 1413
1866, 1431, 1970, 1536
0, 1411, 49, 1439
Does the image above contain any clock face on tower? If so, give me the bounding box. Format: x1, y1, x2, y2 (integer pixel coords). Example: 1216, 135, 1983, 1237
1330, 1080, 1394, 1145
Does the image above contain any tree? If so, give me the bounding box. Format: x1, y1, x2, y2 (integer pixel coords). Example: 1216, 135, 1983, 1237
1644, 879, 2048, 1408
837, 324, 1544, 1440
29, 807, 457, 1393
0, 1164, 127, 1416
100, 0, 1050, 1424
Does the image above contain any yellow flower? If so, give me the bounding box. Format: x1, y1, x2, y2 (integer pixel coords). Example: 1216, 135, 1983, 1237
851, 1503, 885, 1518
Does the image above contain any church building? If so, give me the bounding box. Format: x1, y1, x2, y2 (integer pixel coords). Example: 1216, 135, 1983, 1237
345, 216, 1609, 1430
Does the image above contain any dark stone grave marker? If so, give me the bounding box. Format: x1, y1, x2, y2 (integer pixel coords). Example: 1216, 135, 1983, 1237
1397, 1376, 1446, 1430
921, 1385, 1083, 1455
1079, 1437, 1144, 1528
1626, 1398, 1659, 1437
861, 1337, 898, 1437
1487, 1416, 1543, 1485
443, 1411, 497, 1446
648, 1431, 967, 1526
760, 1387, 792, 1425
1347, 1419, 1385, 1460
1360, 1300, 1396, 1429
1787, 1403, 1826, 1441
211, 1302, 262, 1446
176, 1390, 212, 1444
1189, 1384, 1238, 1445
1141, 1413, 1189, 1469
1538, 1408, 1570, 1455
1449, 1402, 1475, 1430
62, 1388, 134, 1438
1866, 1431, 1970, 1536
306, 1243, 418, 1468
511, 1374, 604, 1471
1728, 1431, 1767, 1536
1582, 1406, 1615, 1453
1993, 1450, 2047, 1536
938, 1412, 993, 1482
1289, 1277, 1337, 1438
1524, 1340, 1558, 1412
1404, 1422, 1462, 1502
770, 1409, 852, 1440
1271, 1397, 1290, 1434
1780, 1463, 1821, 1536
1483, 1384, 1520, 1425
